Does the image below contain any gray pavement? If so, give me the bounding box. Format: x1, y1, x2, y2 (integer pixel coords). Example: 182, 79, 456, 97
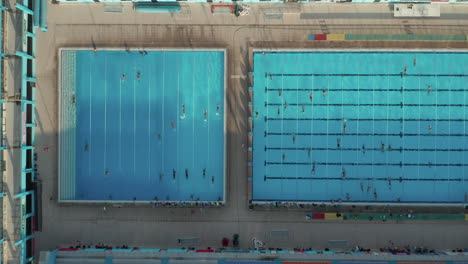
24, 2, 468, 262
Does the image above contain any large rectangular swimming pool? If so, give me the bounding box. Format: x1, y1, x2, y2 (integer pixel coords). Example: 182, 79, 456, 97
252, 50, 468, 204
59, 48, 226, 203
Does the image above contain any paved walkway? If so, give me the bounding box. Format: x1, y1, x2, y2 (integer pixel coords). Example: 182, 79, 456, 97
30, 2, 468, 261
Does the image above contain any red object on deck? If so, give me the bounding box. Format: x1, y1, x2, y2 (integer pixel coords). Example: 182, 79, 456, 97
312, 213, 325, 219
196, 249, 215, 253
211, 4, 235, 14
58, 248, 79, 251
314, 34, 327, 40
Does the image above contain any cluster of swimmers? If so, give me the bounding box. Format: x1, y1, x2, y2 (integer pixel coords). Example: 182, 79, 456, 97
179, 103, 220, 121
150, 201, 224, 208
156, 168, 215, 183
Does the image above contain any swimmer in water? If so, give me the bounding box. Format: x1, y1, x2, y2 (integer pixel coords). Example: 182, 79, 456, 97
203, 168, 206, 177
137, 71, 141, 80
427, 85, 432, 95
403, 65, 407, 76
360, 183, 364, 192
292, 134, 296, 144
362, 144, 366, 154
173, 169, 176, 179
428, 124, 433, 133
381, 143, 385, 152
284, 101, 288, 110
311, 162, 316, 174
159, 173, 164, 181
203, 109, 208, 121
367, 185, 372, 192
185, 168, 189, 179
346, 193, 351, 201
105, 169, 109, 177
216, 104, 220, 115
279, 89, 282, 96
388, 145, 393, 152
181, 105, 186, 119
322, 88, 327, 97
308, 148, 311, 158
337, 138, 341, 148
157, 133, 161, 141
302, 105, 305, 113
277, 108, 281, 116
171, 120, 175, 129
343, 121, 347, 133
255, 111, 259, 119
84, 144, 89, 152
211, 176, 215, 183
282, 153, 286, 161
413, 56, 417, 66
373, 190, 378, 200
309, 92, 313, 102
121, 74, 126, 81
341, 168, 346, 178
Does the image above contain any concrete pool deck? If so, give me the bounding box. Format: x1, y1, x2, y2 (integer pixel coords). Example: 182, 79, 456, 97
5, 1, 466, 262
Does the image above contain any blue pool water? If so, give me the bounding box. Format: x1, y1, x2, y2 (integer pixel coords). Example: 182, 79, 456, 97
59, 49, 225, 202
252, 51, 468, 204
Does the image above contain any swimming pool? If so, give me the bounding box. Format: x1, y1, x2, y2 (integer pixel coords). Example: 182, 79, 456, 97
251, 50, 468, 204
58, 48, 226, 203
